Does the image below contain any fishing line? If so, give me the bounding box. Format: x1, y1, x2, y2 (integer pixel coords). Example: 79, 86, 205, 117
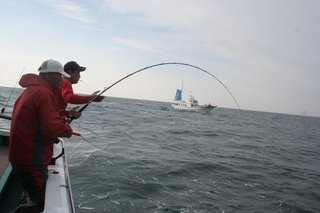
67, 127, 108, 164
70, 62, 241, 123
1, 68, 25, 114
72, 125, 108, 150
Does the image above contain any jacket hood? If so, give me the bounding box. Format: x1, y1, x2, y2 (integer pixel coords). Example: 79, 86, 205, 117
19, 73, 51, 89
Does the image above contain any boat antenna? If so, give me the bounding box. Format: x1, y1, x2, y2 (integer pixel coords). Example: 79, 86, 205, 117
1, 68, 25, 114
69, 62, 241, 123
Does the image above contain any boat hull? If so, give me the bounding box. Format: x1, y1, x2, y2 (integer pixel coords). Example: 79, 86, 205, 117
171, 103, 217, 111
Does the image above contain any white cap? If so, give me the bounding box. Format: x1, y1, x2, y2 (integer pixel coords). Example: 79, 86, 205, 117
38, 59, 70, 78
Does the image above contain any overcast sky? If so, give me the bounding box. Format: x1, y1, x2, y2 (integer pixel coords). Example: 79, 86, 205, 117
0, 0, 319, 117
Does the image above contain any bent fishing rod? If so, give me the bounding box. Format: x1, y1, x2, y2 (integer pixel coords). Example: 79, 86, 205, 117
70, 62, 241, 123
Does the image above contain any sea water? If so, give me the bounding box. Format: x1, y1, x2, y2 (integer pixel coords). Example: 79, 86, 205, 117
1, 86, 319, 213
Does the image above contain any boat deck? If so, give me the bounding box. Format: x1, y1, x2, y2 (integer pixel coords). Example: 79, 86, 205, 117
0, 131, 10, 184
0, 129, 23, 213
0, 141, 9, 176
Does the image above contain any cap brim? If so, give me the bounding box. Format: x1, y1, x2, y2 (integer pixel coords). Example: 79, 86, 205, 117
78, 66, 86, 72
60, 71, 71, 78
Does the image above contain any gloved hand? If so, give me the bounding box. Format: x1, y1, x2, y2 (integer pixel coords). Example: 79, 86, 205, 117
67, 106, 81, 119
90, 90, 105, 102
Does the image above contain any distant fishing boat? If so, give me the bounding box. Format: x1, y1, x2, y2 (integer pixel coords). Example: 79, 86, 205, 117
0, 118, 75, 213
171, 84, 217, 111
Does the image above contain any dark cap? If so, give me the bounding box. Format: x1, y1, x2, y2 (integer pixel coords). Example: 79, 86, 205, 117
64, 61, 86, 73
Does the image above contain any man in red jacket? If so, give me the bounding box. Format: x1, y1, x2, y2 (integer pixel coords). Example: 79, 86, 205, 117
55, 61, 104, 111
9, 59, 76, 212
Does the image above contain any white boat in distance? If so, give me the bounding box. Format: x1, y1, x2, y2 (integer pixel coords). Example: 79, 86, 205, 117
171, 86, 217, 111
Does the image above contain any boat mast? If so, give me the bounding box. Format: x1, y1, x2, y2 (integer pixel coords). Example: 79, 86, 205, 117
181, 81, 184, 100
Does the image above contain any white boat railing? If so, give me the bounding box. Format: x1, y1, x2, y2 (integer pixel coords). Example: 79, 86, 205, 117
44, 138, 75, 213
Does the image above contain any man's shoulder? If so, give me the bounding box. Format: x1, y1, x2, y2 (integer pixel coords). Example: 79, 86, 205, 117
62, 77, 71, 84
62, 78, 72, 88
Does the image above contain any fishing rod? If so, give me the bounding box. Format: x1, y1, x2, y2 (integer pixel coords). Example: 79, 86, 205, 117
70, 62, 241, 123
1, 68, 25, 114
0, 114, 12, 120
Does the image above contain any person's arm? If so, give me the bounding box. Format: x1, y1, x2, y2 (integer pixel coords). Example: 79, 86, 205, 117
61, 80, 90, 104
62, 82, 104, 104
62, 80, 100, 104
68, 94, 92, 104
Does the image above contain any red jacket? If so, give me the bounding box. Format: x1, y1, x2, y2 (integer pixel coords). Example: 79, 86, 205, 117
9, 74, 73, 166
55, 77, 91, 110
